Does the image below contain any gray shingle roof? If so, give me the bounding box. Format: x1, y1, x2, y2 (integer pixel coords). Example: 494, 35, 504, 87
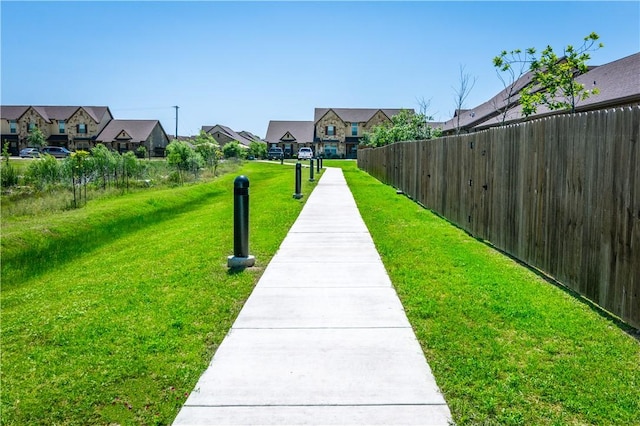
265, 121, 315, 144
96, 119, 162, 143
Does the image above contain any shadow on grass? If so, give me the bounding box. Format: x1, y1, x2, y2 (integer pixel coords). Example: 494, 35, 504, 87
408, 195, 640, 341
3, 185, 226, 289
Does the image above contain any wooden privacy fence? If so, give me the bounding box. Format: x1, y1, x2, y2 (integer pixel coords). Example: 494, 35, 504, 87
358, 107, 639, 329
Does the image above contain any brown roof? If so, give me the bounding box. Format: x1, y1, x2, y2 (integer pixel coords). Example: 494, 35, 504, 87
444, 52, 640, 132
265, 121, 315, 144
313, 108, 410, 123
0, 105, 111, 123
202, 124, 255, 146
96, 119, 163, 143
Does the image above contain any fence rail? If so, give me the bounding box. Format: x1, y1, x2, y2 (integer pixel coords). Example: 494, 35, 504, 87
358, 107, 640, 329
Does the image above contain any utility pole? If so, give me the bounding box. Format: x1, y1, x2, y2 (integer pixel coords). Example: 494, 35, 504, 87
173, 105, 179, 139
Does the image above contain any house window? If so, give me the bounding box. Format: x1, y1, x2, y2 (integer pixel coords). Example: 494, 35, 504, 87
324, 143, 338, 156
77, 123, 87, 134
351, 122, 358, 136
9, 120, 16, 133
326, 125, 335, 136
28, 122, 37, 132
59, 120, 65, 134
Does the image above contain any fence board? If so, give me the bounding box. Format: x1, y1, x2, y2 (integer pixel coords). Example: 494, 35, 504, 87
358, 107, 640, 329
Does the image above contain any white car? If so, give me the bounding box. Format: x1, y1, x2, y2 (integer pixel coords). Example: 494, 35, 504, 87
297, 147, 313, 160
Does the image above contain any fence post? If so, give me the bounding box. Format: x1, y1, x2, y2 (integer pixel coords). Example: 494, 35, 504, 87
227, 175, 255, 268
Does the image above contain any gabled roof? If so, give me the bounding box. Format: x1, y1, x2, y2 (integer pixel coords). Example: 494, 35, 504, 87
1, 106, 30, 120
96, 119, 164, 143
238, 130, 263, 143
202, 124, 255, 146
313, 108, 409, 124
0, 105, 111, 123
444, 52, 640, 132
265, 121, 315, 144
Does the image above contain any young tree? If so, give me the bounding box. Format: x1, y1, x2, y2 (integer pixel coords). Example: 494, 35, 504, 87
194, 131, 222, 174
222, 141, 246, 159
492, 48, 536, 125
520, 32, 603, 116
167, 141, 202, 184
361, 109, 441, 148
452, 65, 477, 135
27, 127, 46, 150
248, 141, 267, 159
66, 150, 91, 208
91, 144, 116, 190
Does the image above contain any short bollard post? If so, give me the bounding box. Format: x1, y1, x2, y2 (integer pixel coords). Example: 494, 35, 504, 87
280, 154, 284, 165
319, 157, 323, 169
309, 159, 314, 182
293, 162, 303, 199
227, 175, 255, 268
316, 156, 320, 173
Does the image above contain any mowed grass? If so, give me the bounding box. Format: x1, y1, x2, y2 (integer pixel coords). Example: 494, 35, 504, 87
336, 161, 640, 425
1, 161, 318, 425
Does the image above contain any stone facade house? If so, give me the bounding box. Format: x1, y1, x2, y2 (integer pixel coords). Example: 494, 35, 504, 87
313, 108, 406, 158
265, 108, 409, 159
95, 119, 170, 157
0, 105, 112, 155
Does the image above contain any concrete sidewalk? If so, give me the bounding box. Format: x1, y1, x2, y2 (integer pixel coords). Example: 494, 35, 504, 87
173, 167, 452, 425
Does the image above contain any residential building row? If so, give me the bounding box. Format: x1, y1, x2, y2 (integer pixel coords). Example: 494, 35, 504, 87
0, 105, 171, 157
265, 108, 410, 159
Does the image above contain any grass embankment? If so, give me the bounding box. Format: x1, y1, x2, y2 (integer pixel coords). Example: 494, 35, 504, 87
1, 161, 317, 425
337, 161, 640, 425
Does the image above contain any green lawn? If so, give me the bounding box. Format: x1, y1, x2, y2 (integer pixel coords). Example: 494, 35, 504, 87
3, 160, 639, 425
335, 160, 640, 425
1, 161, 317, 425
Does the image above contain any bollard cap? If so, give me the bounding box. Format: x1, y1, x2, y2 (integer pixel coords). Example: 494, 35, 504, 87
234, 175, 250, 189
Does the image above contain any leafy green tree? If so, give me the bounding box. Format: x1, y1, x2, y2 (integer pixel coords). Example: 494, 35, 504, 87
520, 32, 603, 116
222, 141, 246, 159
91, 144, 116, 190
167, 141, 202, 184
27, 127, 46, 150
121, 151, 138, 190
135, 145, 147, 159
361, 109, 441, 148
248, 141, 267, 159
194, 131, 222, 174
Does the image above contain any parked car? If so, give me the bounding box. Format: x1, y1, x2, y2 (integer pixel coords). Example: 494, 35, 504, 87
267, 147, 284, 160
41, 146, 72, 158
297, 147, 313, 160
19, 147, 41, 158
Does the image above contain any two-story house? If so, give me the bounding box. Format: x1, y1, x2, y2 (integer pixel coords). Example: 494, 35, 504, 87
265, 108, 410, 159
0, 106, 113, 155
313, 108, 406, 158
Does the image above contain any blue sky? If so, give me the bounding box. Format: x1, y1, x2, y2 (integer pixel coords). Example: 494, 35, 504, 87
2, 1, 638, 137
